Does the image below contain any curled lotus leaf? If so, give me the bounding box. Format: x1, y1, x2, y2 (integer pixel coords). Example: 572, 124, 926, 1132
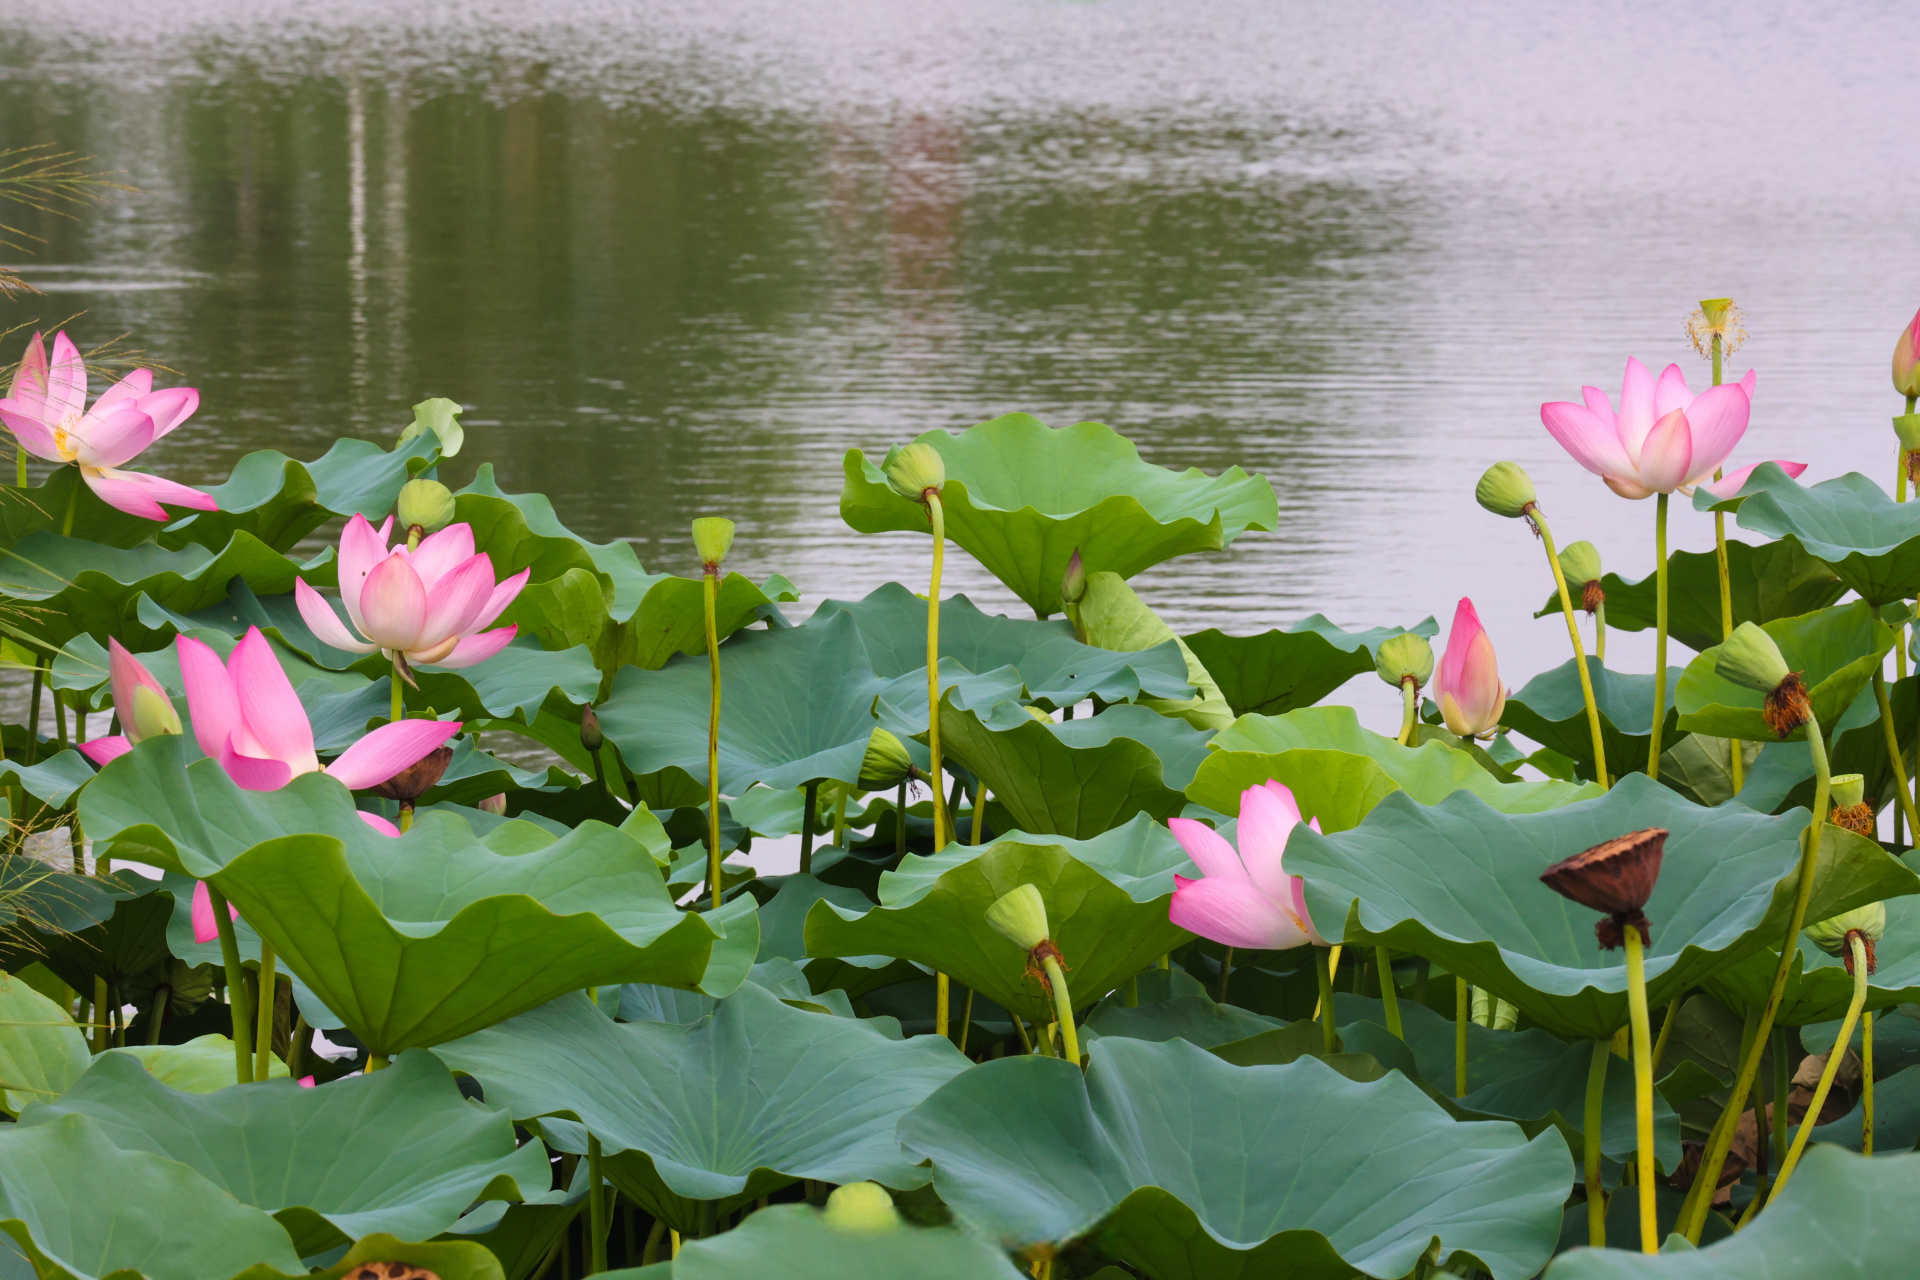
1721, 469, 1920, 606
1675, 601, 1894, 743
1182, 614, 1439, 719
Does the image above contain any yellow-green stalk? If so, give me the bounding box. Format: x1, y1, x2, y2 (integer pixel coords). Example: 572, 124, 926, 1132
693, 517, 735, 910
1374, 633, 1433, 749
1775, 903, 1884, 1195
207, 883, 253, 1083
1648, 492, 1670, 779
986, 884, 1080, 1065
1693, 298, 1745, 794
1623, 924, 1657, 1252
1582, 1040, 1609, 1247
885, 443, 953, 848
254, 943, 277, 1083
1455, 975, 1468, 1098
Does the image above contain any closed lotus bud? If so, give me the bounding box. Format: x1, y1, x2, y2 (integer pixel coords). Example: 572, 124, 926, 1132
1061, 548, 1087, 605
477, 793, 507, 815
368, 744, 454, 803
1475, 462, 1538, 519
824, 1182, 899, 1232
857, 728, 914, 790
691, 517, 735, 570
396, 478, 456, 537
1433, 598, 1507, 739
985, 883, 1051, 952
1715, 622, 1810, 737
1374, 632, 1435, 692
580, 704, 604, 752
1806, 901, 1886, 975
884, 441, 946, 501
1894, 307, 1920, 398
108, 639, 181, 745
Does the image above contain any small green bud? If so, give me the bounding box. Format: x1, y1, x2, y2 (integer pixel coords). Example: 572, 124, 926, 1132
857, 728, 914, 790
1374, 632, 1435, 691
395, 478, 456, 536
580, 704, 604, 752
823, 1182, 899, 1232
1061, 548, 1087, 605
1475, 462, 1537, 519
1557, 540, 1602, 587
692, 517, 735, 569
1715, 622, 1792, 694
127, 682, 182, 743
985, 883, 1050, 952
884, 442, 946, 501
1831, 773, 1867, 809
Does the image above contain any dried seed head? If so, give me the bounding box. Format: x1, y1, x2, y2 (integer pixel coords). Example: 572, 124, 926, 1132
1686, 298, 1747, 359
367, 744, 454, 803
1762, 672, 1814, 739
1539, 827, 1667, 950
1581, 579, 1605, 615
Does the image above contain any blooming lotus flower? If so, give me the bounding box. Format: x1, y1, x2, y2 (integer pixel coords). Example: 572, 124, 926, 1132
295, 515, 528, 670
0, 330, 217, 520
1433, 597, 1506, 738
1540, 358, 1805, 500
1168, 780, 1325, 950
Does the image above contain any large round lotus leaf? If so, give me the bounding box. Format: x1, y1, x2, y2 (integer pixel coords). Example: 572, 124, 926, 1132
1677, 601, 1894, 743
1289, 775, 1919, 1041
1735, 677, 1915, 818
0, 972, 89, 1115
1189, 705, 1598, 831
805, 816, 1193, 1024
0, 855, 135, 948
669, 1203, 1025, 1280
598, 610, 890, 795
1081, 993, 1284, 1048
0, 463, 192, 550
898, 1037, 1571, 1280
1809, 1063, 1920, 1153
872, 660, 1027, 741
1542, 1146, 1920, 1279
1502, 659, 1688, 781
82, 738, 757, 1054
21, 874, 172, 995
110, 1035, 292, 1092
1534, 538, 1845, 654
19, 1050, 543, 1255
937, 698, 1211, 839
839, 414, 1277, 618
1182, 614, 1439, 719
812, 582, 1194, 709
0, 751, 94, 809
1721, 470, 1920, 606
435, 984, 968, 1232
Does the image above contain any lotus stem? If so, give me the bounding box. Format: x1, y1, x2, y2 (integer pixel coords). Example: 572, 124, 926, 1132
25, 661, 43, 765
588, 1135, 608, 1274
1680, 709, 1829, 1243
833, 789, 848, 849
925, 492, 951, 848
1012, 1012, 1034, 1055
1532, 508, 1609, 786
1218, 946, 1234, 1003
1872, 666, 1920, 836
146, 985, 168, 1045
1595, 599, 1608, 663
59, 480, 76, 537
208, 883, 254, 1084
1773, 1024, 1790, 1173
287, 1015, 309, 1080
90, 976, 108, 1052
1396, 679, 1418, 747
794, 778, 818, 875
1902, 393, 1915, 504
1648, 493, 1670, 780
1864, 1010, 1876, 1155
896, 781, 907, 854
254, 941, 277, 1082
1124, 975, 1138, 1008
1455, 975, 1468, 1097
1651, 995, 1680, 1075
1583, 1039, 1609, 1247
390, 659, 404, 726
937, 971, 950, 1038
704, 568, 723, 907
366, 1053, 388, 1072
1375, 945, 1403, 1039
13, 447, 22, 488
970, 782, 988, 844
1041, 954, 1079, 1065
1775, 932, 1869, 1195
1624, 924, 1657, 1252
959, 986, 974, 1054
1317, 945, 1337, 1055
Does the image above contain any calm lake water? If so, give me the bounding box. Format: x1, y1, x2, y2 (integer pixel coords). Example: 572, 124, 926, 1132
1, 0, 1918, 724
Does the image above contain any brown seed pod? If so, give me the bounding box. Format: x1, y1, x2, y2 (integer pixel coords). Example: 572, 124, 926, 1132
1581, 579, 1605, 615
1829, 802, 1877, 836
1762, 672, 1813, 739
1540, 828, 1667, 950
351, 1266, 440, 1280
368, 745, 455, 803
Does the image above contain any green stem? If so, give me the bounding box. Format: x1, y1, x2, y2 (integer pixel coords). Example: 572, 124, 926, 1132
1375, 944, 1403, 1039
1217, 946, 1234, 1003
925, 492, 949, 848
1651, 995, 1680, 1076
588, 1135, 608, 1274
1773, 1024, 1790, 1174
1624, 925, 1656, 1253
207, 884, 254, 1084
59, 479, 76, 537
1124, 975, 1138, 1008
970, 783, 988, 844
958, 986, 974, 1054
1902, 393, 1916, 505
1396, 679, 1418, 747
799, 778, 819, 875
1533, 509, 1609, 786
254, 942, 277, 1082
1648, 493, 1670, 780
936, 970, 949, 1038
146, 987, 169, 1045
91, 976, 108, 1053
26, 662, 44, 766
1041, 955, 1079, 1065
833, 789, 848, 849
1864, 1010, 1876, 1156
1775, 932, 1870, 1196
287, 1015, 309, 1081
1596, 599, 1607, 664
14, 446, 24, 488
390, 659, 404, 726
703, 570, 723, 908
366, 1053, 388, 1072
1455, 975, 1469, 1097
1317, 945, 1337, 1055
53, 690, 67, 753
895, 781, 907, 855
1872, 666, 1920, 835
1583, 1039, 1609, 1247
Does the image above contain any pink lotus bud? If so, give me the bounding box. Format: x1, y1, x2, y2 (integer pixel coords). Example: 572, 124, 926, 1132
108, 639, 180, 745
1896, 308, 1920, 398
1433, 597, 1507, 739
191, 880, 238, 945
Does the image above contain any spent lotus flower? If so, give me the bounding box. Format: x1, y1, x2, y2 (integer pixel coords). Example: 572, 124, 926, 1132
1168, 780, 1324, 950
1539, 357, 1804, 500
295, 514, 529, 670
1432, 597, 1507, 739
0, 330, 218, 520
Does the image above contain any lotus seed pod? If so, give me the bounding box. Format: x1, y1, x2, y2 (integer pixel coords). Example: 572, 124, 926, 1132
1061, 548, 1087, 605
127, 682, 182, 744
985, 882, 1051, 952
1698, 297, 1734, 328
579, 704, 604, 752
1831, 773, 1867, 809
824, 1182, 899, 1232
368, 744, 455, 803
1557, 540, 1602, 588
1894, 308, 1920, 398
884, 441, 946, 500
1474, 461, 1537, 519
395, 478, 456, 536
1374, 632, 1435, 690
857, 727, 914, 790
1806, 901, 1886, 975
1715, 622, 1793, 694
691, 516, 735, 569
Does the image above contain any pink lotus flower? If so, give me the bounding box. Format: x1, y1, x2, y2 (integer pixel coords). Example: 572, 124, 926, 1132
1895, 308, 1920, 398
295, 515, 528, 670
79, 640, 181, 767
1168, 780, 1325, 950
1433, 597, 1506, 739
0, 330, 217, 521
1540, 358, 1805, 500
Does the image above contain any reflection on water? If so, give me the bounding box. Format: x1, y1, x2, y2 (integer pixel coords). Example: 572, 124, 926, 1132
1, 0, 1918, 712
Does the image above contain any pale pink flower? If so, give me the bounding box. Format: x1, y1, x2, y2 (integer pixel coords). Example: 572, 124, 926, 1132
80, 640, 180, 767
1433, 597, 1506, 739
1168, 780, 1325, 950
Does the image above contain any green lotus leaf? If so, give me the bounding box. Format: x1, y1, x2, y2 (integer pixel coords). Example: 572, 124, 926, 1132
812, 582, 1194, 709
668, 1203, 1026, 1280
1183, 614, 1440, 718
805, 816, 1193, 1024
0, 464, 192, 550
1535, 538, 1845, 653
404, 640, 603, 721
840, 414, 1277, 618
753, 874, 874, 964
1501, 659, 1688, 780
872, 660, 1026, 741
1809, 1063, 1920, 1154
109, 1035, 291, 1092
1189, 706, 1599, 830
598, 611, 889, 795
0, 972, 89, 1115
1723, 470, 1920, 605
1080, 992, 1283, 1048
1541, 1146, 1920, 1278
1689, 459, 1812, 514
1289, 775, 1918, 1040
898, 1037, 1570, 1280
0, 752, 95, 810
1675, 601, 1893, 742
937, 698, 1211, 838
435, 984, 968, 1232
0, 851, 131, 938
18, 1050, 544, 1255
20, 873, 172, 996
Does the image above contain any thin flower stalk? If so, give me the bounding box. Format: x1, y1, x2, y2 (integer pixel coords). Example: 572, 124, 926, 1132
1649, 492, 1669, 778
1532, 507, 1608, 785
1864, 1009, 1876, 1155
1622, 923, 1657, 1252
1582, 1040, 1609, 1247
206, 882, 254, 1084
1374, 945, 1403, 1039
254, 942, 277, 1084
693, 518, 733, 909
1455, 976, 1468, 1098
1871, 666, 1920, 835
1698, 299, 1744, 795
1774, 931, 1869, 1194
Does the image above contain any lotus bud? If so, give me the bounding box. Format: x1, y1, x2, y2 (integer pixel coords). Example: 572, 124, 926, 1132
691, 517, 735, 572
1374, 632, 1434, 692
108, 639, 181, 745
824, 1182, 899, 1232
857, 727, 914, 790
368, 744, 454, 804
884, 442, 946, 501
985, 883, 1051, 952
1540, 827, 1667, 950
1895, 308, 1920, 398
1715, 622, 1809, 737
477, 793, 507, 816
1475, 461, 1538, 520
1806, 901, 1886, 976
580, 704, 604, 752
1828, 773, 1874, 836
395, 478, 456, 539
1061, 548, 1087, 606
